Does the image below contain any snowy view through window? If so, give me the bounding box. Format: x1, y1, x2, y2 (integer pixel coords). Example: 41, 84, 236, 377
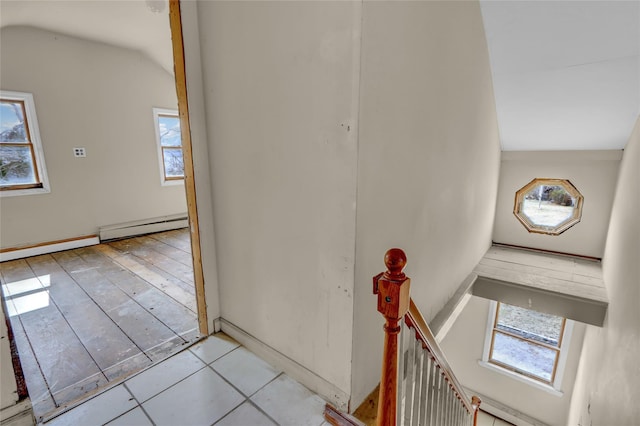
158, 114, 183, 179
0, 100, 37, 186
490, 303, 565, 383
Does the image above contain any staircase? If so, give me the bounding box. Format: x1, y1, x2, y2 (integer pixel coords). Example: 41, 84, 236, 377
325, 249, 481, 426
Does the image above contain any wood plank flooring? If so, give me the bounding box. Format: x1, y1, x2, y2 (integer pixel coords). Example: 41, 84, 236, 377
0, 229, 199, 421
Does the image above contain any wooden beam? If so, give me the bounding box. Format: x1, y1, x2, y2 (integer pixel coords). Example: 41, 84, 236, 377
168, 0, 208, 336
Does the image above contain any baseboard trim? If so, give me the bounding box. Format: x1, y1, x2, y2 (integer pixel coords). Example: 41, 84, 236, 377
466, 389, 550, 426
0, 235, 99, 262
99, 213, 188, 241
220, 318, 350, 411
0, 399, 34, 426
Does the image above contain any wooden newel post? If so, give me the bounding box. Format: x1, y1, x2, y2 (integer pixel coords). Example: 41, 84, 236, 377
373, 248, 411, 426
472, 396, 482, 426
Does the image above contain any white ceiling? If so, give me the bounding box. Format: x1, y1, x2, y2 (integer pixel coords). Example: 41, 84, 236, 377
1, 0, 638, 151
0, 0, 174, 74
480, 0, 640, 151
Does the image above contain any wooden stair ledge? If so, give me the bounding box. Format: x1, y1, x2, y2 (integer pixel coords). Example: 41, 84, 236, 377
472, 245, 608, 326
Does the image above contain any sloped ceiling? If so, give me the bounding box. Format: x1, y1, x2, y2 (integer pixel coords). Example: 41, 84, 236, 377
480, 0, 639, 151
0, 0, 174, 74
1, 0, 638, 151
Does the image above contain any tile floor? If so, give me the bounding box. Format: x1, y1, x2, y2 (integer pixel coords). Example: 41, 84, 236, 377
42, 333, 329, 426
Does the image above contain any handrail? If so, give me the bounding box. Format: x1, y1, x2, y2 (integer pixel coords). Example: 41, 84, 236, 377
373, 248, 481, 426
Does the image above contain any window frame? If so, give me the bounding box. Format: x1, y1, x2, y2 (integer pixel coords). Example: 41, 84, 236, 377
152, 107, 184, 186
513, 178, 584, 235
480, 301, 573, 396
0, 90, 50, 197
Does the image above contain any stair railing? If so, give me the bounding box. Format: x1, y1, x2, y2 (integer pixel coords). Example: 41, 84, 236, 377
373, 248, 481, 426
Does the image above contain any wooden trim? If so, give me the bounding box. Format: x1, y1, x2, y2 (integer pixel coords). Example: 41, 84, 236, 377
168, 0, 208, 336
324, 404, 365, 426
491, 242, 601, 262
1, 235, 97, 253
405, 299, 474, 414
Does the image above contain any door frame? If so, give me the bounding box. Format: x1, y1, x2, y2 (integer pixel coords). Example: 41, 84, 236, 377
168, 0, 208, 336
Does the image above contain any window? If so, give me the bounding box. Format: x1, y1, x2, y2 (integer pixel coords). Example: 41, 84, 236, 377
153, 108, 183, 185
481, 301, 573, 395
513, 178, 584, 235
0, 91, 50, 196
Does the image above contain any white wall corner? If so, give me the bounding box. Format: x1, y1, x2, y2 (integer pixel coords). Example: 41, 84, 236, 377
432, 273, 477, 343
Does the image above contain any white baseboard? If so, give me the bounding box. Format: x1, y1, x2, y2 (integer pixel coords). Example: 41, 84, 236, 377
0, 236, 99, 262
99, 213, 188, 241
0, 399, 34, 426
467, 389, 550, 426
220, 319, 350, 411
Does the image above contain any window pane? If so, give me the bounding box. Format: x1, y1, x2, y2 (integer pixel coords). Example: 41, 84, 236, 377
163, 148, 184, 178
158, 115, 181, 147
0, 101, 28, 142
497, 303, 563, 346
0, 145, 36, 185
521, 185, 575, 227
491, 332, 557, 382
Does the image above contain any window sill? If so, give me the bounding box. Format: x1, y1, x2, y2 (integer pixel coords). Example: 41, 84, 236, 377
478, 360, 563, 397
0, 186, 51, 198
161, 179, 184, 187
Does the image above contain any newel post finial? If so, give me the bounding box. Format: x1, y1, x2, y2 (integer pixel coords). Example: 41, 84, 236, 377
373, 248, 411, 426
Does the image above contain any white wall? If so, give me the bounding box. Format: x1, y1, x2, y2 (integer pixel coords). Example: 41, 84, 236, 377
194, 1, 360, 398
0, 26, 186, 249
492, 151, 621, 258
441, 296, 586, 426
185, 0, 500, 409
351, 1, 501, 408
567, 118, 640, 426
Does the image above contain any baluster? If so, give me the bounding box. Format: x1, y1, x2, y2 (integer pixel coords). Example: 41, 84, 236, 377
411, 338, 424, 426
425, 356, 436, 426
417, 347, 429, 426
397, 323, 406, 426
446, 382, 452, 426
437, 372, 444, 426
404, 327, 416, 425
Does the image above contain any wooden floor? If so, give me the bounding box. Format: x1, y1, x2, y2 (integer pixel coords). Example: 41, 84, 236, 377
0, 229, 199, 420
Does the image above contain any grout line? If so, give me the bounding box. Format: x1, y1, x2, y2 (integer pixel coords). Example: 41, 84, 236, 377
123, 382, 157, 426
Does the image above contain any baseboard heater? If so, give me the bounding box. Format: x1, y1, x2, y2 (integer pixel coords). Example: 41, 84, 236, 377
99, 213, 189, 242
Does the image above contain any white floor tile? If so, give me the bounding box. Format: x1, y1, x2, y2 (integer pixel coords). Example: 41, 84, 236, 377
143, 367, 244, 426
106, 407, 153, 426
190, 333, 240, 364
215, 401, 276, 426
125, 349, 205, 402
46, 385, 136, 426
251, 375, 326, 426
212, 347, 280, 396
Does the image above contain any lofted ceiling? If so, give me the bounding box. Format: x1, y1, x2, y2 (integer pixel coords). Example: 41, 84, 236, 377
479, 0, 639, 151
1, 0, 638, 152
0, 0, 174, 74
